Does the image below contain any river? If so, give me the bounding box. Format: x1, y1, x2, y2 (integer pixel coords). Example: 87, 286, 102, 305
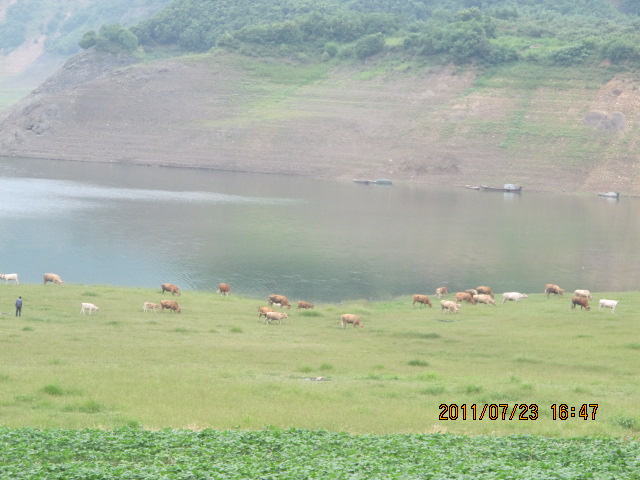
0, 157, 637, 302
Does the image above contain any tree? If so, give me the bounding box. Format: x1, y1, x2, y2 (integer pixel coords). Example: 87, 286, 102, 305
354, 32, 385, 59
94, 24, 138, 53
79, 30, 97, 50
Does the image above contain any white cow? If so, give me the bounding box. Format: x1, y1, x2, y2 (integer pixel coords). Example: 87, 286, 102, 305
598, 299, 618, 313
574, 289, 592, 299
80, 303, 99, 315
143, 302, 160, 313
502, 292, 528, 305
0, 273, 19, 284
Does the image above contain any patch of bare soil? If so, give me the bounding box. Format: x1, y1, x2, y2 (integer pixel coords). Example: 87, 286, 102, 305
1, 50, 639, 194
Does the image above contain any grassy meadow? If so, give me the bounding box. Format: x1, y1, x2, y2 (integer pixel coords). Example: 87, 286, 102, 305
0, 283, 637, 437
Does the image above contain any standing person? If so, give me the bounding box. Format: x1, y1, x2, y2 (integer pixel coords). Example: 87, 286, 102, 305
15, 296, 22, 317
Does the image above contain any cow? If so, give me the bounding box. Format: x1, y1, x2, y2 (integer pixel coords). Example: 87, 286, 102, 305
574, 289, 592, 299
502, 292, 528, 305
264, 311, 288, 324
545, 284, 564, 297
80, 303, 99, 315
258, 306, 275, 320
143, 302, 161, 313
217, 283, 231, 296
476, 286, 494, 298
160, 299, 181, 313
571, 296, 590, 311
0, 273, 19, 284
268, 294, 291, 309
161, 283, 181, 296
440, 300, 460, 314
44, 273, 64, 285
412, 294, 433, 308
435, 287, 449, 298
473, 294, 496, 306
297, 301, 314, 309
454, 291, 476, 304
598, 299, 618, 313
340, 314, 364, 328
466, 289, 478, 296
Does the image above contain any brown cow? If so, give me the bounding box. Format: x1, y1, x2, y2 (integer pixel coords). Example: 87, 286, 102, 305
412, 294, 433, 308
43, 273, 64, 285
571, 296, 590, 311
545, 284, 565, 297
264, 311, 288, 324
217, 283, 231, 296
161, 283, 181, 296
340, 314, 364, 328
435, 287, 449, 298
268, 294, 291, 309
476, 286, 494, 298
473, 294, 496, 306
258, 306, 275, 320
454, 291, 476, 304
160, 300, 181, 313
297, 301, 314, 309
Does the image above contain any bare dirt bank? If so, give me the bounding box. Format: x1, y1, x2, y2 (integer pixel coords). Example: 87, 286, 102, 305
1, 50, 639, 193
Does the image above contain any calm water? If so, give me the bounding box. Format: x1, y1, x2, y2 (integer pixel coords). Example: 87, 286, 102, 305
0, 157, 637, 302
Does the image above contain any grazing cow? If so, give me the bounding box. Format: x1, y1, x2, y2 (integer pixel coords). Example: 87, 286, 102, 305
412, 294, 433, 308
217, 283, 231, 296
297, 301, 314, 309
258, 306, 275, 320
143, 302, 160, 313
268, 294, 291, 309
502, 292, 528, 305
454, 292, 476, 305
0, 273, 19, 284
476, 286, 494, 298
545, 284, 564, 297
466, 289, 478, 296
571, 296, 590, 311
440, 300, 460, 314
80, 302, 99, 315
598, 299, 618, 313
435, 287, 449, 298
340, 314, 364, 328
473, 294, 496, 306
264, 311, 288, 324
161, 283, 181, 296
574, 289, 592, 299
44, 273, 64, 285
160, 299, 181, 313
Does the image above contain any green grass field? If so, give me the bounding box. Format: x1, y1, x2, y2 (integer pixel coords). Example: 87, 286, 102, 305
0, 284, 637, 437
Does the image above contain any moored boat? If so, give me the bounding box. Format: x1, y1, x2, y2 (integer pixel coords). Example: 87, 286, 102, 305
353, 179, 393, 185
480, 183, 522, 193
465, 185, 481, 190
598, 191, 619, 198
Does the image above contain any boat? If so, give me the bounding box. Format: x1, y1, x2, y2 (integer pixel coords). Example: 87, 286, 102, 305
480, 184, 522, 193
465, 185, 481, 190
353, 179, 393, 185
598, 191, 619, 199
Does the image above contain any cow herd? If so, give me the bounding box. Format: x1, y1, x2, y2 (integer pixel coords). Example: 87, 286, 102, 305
4, 274, 619, 325
411, 284, 619, 315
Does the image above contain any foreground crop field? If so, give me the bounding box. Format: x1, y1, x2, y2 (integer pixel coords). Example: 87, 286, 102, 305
1, 427, 639, 479
0, 284, 638, 437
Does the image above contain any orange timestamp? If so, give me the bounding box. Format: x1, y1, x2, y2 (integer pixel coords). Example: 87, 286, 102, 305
439, 403, 599, 421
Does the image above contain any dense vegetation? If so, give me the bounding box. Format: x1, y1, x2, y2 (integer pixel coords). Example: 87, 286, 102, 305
0, 0, 170, 56
118, 0, 640, 68
1, 427, 639, 479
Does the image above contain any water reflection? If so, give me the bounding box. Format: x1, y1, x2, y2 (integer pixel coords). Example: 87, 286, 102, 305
0, 157, 638, 302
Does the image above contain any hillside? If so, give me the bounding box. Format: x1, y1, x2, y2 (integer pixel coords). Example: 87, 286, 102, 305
1, 49, 639, 193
